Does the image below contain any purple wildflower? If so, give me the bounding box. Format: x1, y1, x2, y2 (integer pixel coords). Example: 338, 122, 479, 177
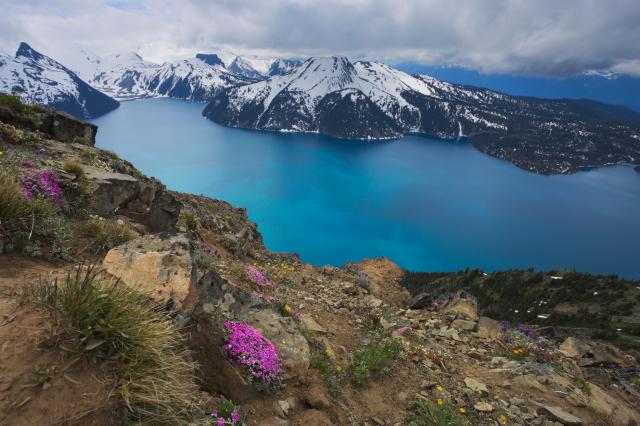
499, 322, 509, 333
223, 321, 283, 384
19, 168, 62, 207
210, 409, 217, 418
396, 326, 410, 335
217, 418, 224, 426
230, 409, 239, 424
246, 265, 274, 287
36, 148, 46, 156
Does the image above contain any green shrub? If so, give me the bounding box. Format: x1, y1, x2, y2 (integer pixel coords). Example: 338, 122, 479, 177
75, 218, 136, 253
406, 397, 475, 426
348, 337, 403, 385
181, 211, 198, 232
0, 92, 31, 114
28, 267, 200, 424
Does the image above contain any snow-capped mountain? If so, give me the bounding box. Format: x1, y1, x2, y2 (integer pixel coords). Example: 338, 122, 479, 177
227, 55, 301, 79
81, 52, 253, 101
69, 50, 301, 101
0, 43, 119, 119
203, 56, 640, 174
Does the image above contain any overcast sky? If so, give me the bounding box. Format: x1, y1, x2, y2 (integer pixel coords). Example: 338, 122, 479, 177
1, 0, 639, 77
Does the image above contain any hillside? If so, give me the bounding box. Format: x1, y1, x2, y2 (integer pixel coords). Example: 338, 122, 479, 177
1, 97, 640, 425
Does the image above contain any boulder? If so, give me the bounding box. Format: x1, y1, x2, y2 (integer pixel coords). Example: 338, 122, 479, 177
192, 269, 311, 397
244, 309, 311, 379
476, 316, 502, 339
0, 107, 97, 144
84, 166, 181, 232
408, 292, 433, 309
559, 337, 590, 358
102, 233, 195, 311
441, 292, 478, 320
84, 166, 139, 217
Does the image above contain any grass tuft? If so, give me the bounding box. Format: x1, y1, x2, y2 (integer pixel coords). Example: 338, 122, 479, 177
348, 337, 403, 385
74, 218, 136, 253
407, 397, 475, 426
0, 173, 28, 231
63, 160, 85, 179
28, 266, 201, 424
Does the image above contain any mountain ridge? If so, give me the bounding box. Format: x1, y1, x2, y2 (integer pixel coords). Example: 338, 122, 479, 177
203, 55, 640, 174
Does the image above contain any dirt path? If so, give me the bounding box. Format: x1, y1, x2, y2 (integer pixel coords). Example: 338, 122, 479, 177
0, 255, 117, 425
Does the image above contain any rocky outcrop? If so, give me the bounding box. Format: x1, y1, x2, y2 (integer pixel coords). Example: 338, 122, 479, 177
190, 269, 310, 401
102, 233, 196, 311
85, 166, 181, 232
0, 105, 97, 145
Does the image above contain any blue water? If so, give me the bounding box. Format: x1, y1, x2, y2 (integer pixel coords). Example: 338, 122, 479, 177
91, 98, 640, 279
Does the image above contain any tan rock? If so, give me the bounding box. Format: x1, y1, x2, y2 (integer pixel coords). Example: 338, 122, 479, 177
102, 233, 195, 310
513, 374, 547, 393
442, 296, 478, 320
534, 403, 583, 425
559, 337, 590, 358
298, 314, 327, 334
451, 319, 477, 331
473, 401, 493, 412
588, 383, 640, 425
476, 316, 502, 339
464, 377, 489, 396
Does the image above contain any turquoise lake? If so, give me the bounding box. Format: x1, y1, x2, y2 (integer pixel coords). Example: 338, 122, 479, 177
91, 98, 640, 279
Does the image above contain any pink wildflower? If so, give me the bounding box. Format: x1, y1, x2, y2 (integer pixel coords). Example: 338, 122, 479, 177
223, 321, 283, 384
230, 409, 239, 424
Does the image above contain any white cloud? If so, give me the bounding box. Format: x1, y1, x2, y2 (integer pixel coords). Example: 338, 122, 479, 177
1, 0, 639, 76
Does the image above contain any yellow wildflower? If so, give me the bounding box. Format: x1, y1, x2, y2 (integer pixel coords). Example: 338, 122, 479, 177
459, 407, 466, 413
283, 304, 292, 314
437, 398, 443, 406
500, 415, 507, 425
0, 151, 4, 157
335, 365, 342, 372
436, 385, 443, 393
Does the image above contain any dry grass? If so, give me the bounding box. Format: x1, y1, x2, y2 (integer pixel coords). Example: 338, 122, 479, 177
74, 218, 136, 253
0, 173, 28, 232
63, 160, 85, 179
28, 266, 203, 424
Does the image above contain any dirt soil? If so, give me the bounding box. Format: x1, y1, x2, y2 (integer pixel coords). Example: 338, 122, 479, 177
0, 255, 118, 426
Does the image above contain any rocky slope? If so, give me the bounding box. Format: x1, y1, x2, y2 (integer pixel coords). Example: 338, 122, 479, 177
203, 56, 640, 174
1, 101, 640, 425
0, 43, 119, 119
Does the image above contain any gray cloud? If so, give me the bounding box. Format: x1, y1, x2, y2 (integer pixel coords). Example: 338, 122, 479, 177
1, 0, 639, 76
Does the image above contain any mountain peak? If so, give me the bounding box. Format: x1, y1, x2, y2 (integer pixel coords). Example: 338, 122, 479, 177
195, 53, 225, 67
16, 42, 44, 61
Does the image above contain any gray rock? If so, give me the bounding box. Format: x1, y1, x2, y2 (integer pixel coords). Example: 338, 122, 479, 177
534, 403, 584, 425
